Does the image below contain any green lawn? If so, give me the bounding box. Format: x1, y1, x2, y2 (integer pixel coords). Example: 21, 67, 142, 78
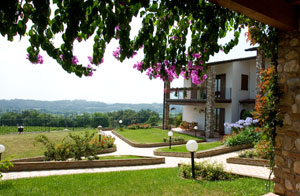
115, 128, 203, 144
157, 141, 222, 152
0, 168, 271, 196
0, 130, 98, 159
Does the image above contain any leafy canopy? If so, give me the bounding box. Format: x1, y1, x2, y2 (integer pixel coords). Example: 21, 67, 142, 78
2, 0, 247, 83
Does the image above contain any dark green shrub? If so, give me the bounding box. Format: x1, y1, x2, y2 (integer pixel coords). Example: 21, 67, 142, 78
179, 161, 234, 181
35, 135, 74, 161
221, 126, 261, 147
163, 136, 185, 143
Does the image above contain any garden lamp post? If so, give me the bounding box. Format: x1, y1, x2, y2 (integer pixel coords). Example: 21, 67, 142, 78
168, 131, 173, 149
0, 144, 5, 161
186, 140, 198, 179
193, 126, 198, 137
97, 125, 103, 141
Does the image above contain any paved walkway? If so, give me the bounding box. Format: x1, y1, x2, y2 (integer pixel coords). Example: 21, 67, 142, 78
2, 131, 273, 180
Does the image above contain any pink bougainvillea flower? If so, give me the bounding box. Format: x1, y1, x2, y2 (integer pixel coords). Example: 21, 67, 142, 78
131, 51, 137, 58
26, 54, 44, 64
115, 25, 120, 31
192, 53, 201, 59
170, 36, 178, 40
72, 56, 79, 65
112, 47, 120, 60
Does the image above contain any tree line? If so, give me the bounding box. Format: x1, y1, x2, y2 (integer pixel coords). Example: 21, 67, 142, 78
0, 109, 160, 128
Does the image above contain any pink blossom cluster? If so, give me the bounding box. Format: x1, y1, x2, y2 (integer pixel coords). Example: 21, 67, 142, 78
88, 56, 104, 65
72, 56, 79, 65
132, 55, 208, 85
133, 61, 143, 71
26, 54, 44, 64
112, 47, 120, 60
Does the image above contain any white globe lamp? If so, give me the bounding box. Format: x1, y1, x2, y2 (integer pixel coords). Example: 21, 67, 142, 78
186, 140, 198, 179
0, 144, 5, 161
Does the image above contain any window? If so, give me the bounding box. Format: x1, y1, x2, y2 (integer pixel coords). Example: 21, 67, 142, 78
241, 74, 248, 91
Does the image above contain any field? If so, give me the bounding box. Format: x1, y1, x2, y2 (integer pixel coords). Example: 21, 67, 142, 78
0, 130, 98, 159
0, 126, 92, 135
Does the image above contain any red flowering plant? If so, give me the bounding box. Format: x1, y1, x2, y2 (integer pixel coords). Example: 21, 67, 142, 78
127, 123, 151, 129
90, 134, 115, 150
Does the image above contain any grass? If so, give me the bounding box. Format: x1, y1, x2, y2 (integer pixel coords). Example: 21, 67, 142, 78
0, 130, 98, 159
0, 126, 92, 135
97, 155, 143, 160
157, 141, 222, 153
115, 128, 203, 144
0, 168, 272, 196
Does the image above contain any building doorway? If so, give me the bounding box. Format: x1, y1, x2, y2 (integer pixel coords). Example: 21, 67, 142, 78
215, 108, 225, 135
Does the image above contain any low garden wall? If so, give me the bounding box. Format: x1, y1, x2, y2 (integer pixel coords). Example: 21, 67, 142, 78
112, 130, 205, 148
227, 157, 269, 167
154, 144, 252, 158
11, 147, 117, 163
5, 155, 165, 172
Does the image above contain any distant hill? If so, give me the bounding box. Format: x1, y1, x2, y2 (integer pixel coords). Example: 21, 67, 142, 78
0, 99, 182, 115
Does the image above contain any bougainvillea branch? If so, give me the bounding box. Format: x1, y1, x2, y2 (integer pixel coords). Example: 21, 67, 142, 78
1, 0, 245, 82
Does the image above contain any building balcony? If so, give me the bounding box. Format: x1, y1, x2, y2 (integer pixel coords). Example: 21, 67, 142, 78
166, 87, 232, 105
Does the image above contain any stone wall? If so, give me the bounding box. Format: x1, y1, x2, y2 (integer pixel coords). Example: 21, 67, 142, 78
274, 31, 300, 196
256, 49, 266, 95
163, 82, 170, 130
205, 66, 216, 138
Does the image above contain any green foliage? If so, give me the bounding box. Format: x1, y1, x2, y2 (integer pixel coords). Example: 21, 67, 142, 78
175, 113, 182, 127
34, 134, 73, 161
34, 131, 115, 161
254, 139, 273, 159
179, 161, 234, 181
221, 126, 261, 147
0, 109, 161, 134
0, 158, 14, 179
1, 1, 245, 79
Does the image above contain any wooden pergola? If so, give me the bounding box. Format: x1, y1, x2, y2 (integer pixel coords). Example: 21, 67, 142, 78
208, 0, 299, 31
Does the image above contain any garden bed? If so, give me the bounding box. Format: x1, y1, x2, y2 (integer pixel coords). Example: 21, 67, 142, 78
227, 157, 270, 167
112, 130, 205, 148
154, 144, 252, 158
3, 154, 165, 172
11, 147, 117, 163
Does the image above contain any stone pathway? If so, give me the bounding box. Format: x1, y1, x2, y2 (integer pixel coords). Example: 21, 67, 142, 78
2, 131, 273, 181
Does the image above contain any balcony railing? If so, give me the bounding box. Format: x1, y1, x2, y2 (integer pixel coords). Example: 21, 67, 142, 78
169, 87, 231, 101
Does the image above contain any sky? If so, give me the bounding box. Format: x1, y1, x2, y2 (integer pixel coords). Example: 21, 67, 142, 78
0, 18, 256, 104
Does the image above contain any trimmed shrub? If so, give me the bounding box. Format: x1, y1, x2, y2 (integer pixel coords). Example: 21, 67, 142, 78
179, 161, 234, 181
221, 126, 261, 147
163, 136, 185, 143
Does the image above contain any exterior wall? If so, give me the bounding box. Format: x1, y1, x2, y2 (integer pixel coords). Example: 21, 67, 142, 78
215, 103, 232, 134
181, 57, 257, 135
182, 105, 205, 130
273, 31, 300, 196
231, 59, 256, 122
